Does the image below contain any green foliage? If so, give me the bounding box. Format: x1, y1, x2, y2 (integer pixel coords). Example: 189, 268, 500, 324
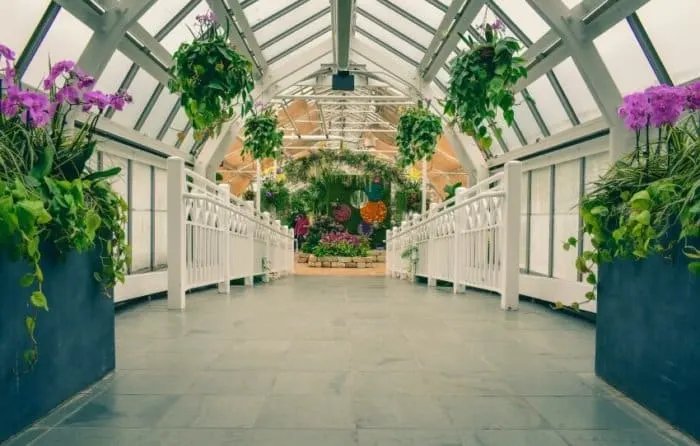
260, 177, 290, 215
168, 17, 255, 139
561, 114, 700, 309
443, 24, 527, 157
444, 181, 463, 200
394, 181, 422, 223
0, 92, 129, 369
284, 149, 411, 189
289, 184, 326, 218
312, 238, 369, 258
215, 172, 223, 183
242, 189, 255, 201
242, 107, 284, 161
395, 102, 443, 167
300, 216, 344, 254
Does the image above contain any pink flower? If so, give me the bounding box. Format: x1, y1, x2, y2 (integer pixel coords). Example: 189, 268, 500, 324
18, 91, 52, 127
43, 60, 75, 90
56, 85, 81, 105
82, 90, 110, 112
0, 43, 15, 62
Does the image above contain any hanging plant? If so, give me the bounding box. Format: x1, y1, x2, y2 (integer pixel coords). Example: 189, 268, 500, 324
168, 11, 255, 139
396, 101, 443, 167
242, 189, 255, 201
242, 106, 284, 161
260, 177, 290, 215
444, 20, 527, 155
360, 201, 387, 224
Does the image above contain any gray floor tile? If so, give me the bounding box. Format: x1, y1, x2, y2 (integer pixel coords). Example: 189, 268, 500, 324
11, 277, 692, 444
526, 396, 645, 429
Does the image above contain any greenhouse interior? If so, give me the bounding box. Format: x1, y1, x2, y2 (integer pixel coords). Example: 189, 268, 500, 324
1, 0, 699, 444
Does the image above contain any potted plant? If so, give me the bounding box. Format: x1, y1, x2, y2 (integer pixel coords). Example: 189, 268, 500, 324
0, 45, 130, 440
168, 10, 255, 140
395, 101, 442, 167
242, 104, 284, 161
563, 82, 700, 440
443, 20, 527, 156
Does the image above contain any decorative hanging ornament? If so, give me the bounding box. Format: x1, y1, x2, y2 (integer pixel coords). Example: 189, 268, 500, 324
358, 221, 374, 237
366, 181, 384, 201
360, 201, 387, 224
350, 190, 369, 209
333, 204, 352, 222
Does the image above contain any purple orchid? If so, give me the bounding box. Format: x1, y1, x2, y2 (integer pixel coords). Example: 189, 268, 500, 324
0, 44, 15, 62
42, 60, 76, 90
18, 91, 52, 127
644, 85, 685, 128
108, 90, 132, 111
0, 85, 20, 117
684, 81, 700, 112
617, 92, 651, 130
196, 10, 217, 26
491, 19, 505, 32
56, 85, 81, 105
82, 90, 110, 112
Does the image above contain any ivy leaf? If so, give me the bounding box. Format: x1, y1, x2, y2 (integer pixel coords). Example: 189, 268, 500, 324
567, 236, 578, 246
25, 316, 36, 339
20, 273, 34, 287
689, 262, 700, 275
630, 190, 651, 210
585, 291, 596, 301
30, 291, 49, 311
590, 206, 609, 216
586, 273, 597, 285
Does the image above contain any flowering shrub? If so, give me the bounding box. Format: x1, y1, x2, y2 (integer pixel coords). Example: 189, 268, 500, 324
168, 10, 255, 139
313, 232, 370, 258
301, 216, 344, 253
0, 44, 131, 366
444, 20, 527, 156
562, 82, 700, 309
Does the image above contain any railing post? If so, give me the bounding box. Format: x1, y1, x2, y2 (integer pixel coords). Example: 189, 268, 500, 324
411, 214, 421, 282
217, 184, 231, 295
245, 200, 255, 286
453, 187, 468, 294
288, 227, 294, 274
385, 229, 392, 276
501, 161, 522, 310
262, 211, 271, 283
275, 219, 282, 277
427, 202, 439, 287
400, 221, 409, 279
167, 157, 186, 310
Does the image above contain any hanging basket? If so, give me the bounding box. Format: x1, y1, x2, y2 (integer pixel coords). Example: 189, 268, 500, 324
360, 201, 387, 224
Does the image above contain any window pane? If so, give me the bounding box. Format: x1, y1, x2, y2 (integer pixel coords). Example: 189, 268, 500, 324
528, 166, 551, 276
593, 21, 657, 94
130, 161, 152, 272
637, 0, 700, 85
552, 159, 580, 281
355, 1, 433, 47
94, 50, 132, 94
22, 9, 93, 88
520, 172, 528, 270
358, 0, 443, 29
262, 15, 329, 61
137, 0, 190, 33
491, 0, 549, 42
552, 58, 601, 123
159, 2, 210, 54
355, 16, 423, 63
140, 90, 180, 138
513, 93, 543, 144
162, 108, 189, 145
255, 2, 328, 44
0, 0, 50, 58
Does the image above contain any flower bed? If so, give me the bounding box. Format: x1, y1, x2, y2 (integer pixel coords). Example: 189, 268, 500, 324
297, 250, 386, 267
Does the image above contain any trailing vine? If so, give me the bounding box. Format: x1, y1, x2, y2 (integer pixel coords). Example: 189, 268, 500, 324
242, 106, 284, 161
0, 47, 131, 366
168, 10, 255, 139
444, 20, 527, 156
561, 84, 700, 310
395, 101, 443, 167
401, 246, 419, 278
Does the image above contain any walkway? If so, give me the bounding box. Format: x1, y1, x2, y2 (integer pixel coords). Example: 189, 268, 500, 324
9, 277, 694, 445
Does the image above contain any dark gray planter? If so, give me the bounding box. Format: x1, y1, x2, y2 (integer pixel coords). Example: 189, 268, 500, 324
0, 244, 115, 441
596, 243, 700, 440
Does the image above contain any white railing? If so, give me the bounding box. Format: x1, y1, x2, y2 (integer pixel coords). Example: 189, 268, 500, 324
386, 161, 522, 310
167, 157, 294, 310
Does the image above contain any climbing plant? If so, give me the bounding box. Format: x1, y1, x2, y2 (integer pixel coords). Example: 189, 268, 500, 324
561, 83, 700, 310
168, 11, 255, 140
284, 149, 412, 189
395, 101, 443, 167
444, 20, 527, 156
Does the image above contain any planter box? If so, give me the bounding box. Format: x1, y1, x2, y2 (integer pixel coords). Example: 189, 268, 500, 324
0, 245, 115, 441
596, 247, 700, 440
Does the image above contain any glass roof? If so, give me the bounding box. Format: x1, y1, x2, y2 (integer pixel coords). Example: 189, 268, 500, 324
2, 0, 698, 169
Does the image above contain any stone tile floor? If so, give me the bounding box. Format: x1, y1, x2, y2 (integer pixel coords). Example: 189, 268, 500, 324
7, 276, 698, 445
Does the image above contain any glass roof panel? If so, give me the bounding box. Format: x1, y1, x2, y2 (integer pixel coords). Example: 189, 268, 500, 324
140, 91, 180, 138
355, 16, 424, 62
355, 1, 434, 47
359, 0, 443, 29
561, 0, 582, 8
162, 109, 190, 146
593, 21, 657, 94
0, 0, 50, 58
491, 0, 549, 42
180, 128, 196, 152
637, 0, 700, 85
159, 2, 210, 54
493, 116, 521, 149
22, 8, 93, 89
552, 58, 601, 123
526, 77, 572, 135
254, 1, 328, 44
246, 0, 304, 28
137, 0, 191, 33
110, 70, 159, 129
512, 93, 543, 144
262, 14, 329, 61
